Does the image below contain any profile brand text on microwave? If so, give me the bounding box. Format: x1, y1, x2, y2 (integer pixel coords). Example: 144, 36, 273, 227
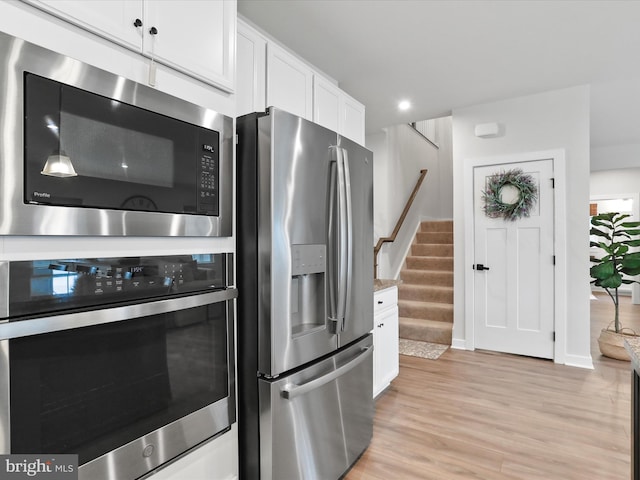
202, 144, 215, 153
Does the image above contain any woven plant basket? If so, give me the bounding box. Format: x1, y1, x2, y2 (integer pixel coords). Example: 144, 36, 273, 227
597, 328, 636, 361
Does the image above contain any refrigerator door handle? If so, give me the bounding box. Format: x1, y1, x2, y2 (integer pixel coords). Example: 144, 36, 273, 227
327, 148, 339, 331
280, 345, 373, 400
339, 147, 353, 332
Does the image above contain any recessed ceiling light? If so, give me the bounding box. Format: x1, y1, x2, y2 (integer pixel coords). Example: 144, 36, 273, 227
398, 100, 411, 111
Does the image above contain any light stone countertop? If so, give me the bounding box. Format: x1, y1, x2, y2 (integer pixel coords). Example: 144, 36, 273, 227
374, 278, 402, 292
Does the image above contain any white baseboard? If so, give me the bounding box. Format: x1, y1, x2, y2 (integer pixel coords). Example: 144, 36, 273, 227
562, 354, 594, 369
451, 338, 467, 350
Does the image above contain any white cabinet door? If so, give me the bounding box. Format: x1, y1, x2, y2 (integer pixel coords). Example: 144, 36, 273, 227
236, 19, 266, 116
373, 287, 399, 398
313, 75, 341, 132
315, 74, 366, 145
266, 43, 313, 120
373, 306, 399, 398
341, 94, 366, 146
143, 0, 236, 92
22, 0, 236, 92
22, 0, 143, 50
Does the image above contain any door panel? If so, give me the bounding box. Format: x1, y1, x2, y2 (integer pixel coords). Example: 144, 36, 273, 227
473, 159, 554, 359
337, 136, 374, 346
259, 335, 373, 480
258, 109, 338, 376
485, 227, 508, 328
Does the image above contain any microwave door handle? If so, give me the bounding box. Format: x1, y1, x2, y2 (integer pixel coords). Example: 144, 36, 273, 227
280, 346, 373, 400
339, 147, 353, 332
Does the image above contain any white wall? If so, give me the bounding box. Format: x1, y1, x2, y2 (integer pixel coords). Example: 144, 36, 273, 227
367, 119, 453, 279
591, 168, 640, 193
591, 144, 640, 171
452, 85, 592, 368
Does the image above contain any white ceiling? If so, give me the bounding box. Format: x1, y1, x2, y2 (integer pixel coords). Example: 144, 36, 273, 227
238, 0, 640, 150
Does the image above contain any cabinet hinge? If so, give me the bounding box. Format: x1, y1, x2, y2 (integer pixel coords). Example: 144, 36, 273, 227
553, 255, 556, 265
551, 178, 555, 188
552, 331, 556, 342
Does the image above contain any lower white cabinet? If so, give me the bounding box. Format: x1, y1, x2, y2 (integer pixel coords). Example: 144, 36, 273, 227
373, 286, 399, 398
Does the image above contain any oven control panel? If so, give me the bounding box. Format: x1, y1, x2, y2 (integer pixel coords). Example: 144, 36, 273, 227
4, 253, 232, 319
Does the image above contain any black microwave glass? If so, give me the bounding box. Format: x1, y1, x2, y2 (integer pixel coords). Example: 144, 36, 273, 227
24, 73, 219, 216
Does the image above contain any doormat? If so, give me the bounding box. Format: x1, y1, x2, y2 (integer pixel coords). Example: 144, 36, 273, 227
399, 339, 448, 360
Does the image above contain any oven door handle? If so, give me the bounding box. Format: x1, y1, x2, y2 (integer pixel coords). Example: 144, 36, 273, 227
0, 288, 238, 340
280, 345, 373, 400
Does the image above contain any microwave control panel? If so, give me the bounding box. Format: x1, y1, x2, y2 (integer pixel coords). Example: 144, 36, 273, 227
198, 131, 220, 215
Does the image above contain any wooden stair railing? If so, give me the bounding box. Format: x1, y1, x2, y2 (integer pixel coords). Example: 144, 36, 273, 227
374, 169, 428, 279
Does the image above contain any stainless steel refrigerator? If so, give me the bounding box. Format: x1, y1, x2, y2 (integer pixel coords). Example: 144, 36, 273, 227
237, 107, 374, 480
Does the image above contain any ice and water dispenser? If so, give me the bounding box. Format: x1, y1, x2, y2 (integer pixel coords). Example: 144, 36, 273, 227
290, 244, 326, 336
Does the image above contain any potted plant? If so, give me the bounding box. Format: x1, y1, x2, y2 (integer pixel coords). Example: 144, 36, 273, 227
590, 212, 640, 360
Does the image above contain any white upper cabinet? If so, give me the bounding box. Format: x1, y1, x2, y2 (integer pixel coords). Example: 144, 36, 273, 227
314, 75, 366, 145
22, 0, 143, 49
341, 93, 366, 145
236, 19, 266, 117
22, 0, 236, 92
313, 75, 341, 133
237, 19, 366, 143
142, 1, 235, 91
266, 42, 313, 120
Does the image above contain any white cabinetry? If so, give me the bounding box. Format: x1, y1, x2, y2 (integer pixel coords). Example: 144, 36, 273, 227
341, 94, 366, 146
22, 0, 236, 92
313, 75, 341, 133
373, 286, 399, 398
266, 42, 313, 120
237, 19, 365, 143
22, 0, 143, 49
236, 19, 266, 117
313, 75, 366, 145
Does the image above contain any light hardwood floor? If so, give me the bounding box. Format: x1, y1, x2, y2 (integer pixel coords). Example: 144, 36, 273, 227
345, 292, 637, 479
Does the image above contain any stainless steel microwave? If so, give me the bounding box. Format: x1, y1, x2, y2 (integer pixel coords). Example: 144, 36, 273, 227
0, 31, 232, 237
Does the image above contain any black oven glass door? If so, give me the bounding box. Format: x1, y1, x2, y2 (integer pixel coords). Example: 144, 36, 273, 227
24, 73, 219, 215
10, 301, 229, 465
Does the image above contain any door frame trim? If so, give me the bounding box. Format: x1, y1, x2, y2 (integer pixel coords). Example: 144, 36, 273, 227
463, 149, 567, 363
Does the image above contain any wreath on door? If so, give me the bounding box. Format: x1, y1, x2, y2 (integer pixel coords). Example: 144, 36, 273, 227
482, 168, 538, 221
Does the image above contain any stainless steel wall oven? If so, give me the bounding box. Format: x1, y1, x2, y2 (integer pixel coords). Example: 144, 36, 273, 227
0, 253, 236, 480
0, 31, 232, 236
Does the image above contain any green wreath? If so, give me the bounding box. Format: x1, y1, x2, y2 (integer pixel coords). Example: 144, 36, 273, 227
482, 168, 538, 221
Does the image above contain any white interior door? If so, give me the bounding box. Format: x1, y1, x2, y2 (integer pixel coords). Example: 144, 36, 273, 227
473, 159, 555, 359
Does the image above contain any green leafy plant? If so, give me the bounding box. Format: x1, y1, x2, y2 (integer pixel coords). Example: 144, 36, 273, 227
590, 212, 640, 333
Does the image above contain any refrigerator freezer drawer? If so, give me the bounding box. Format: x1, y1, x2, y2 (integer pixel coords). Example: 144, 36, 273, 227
258, 334, 373, 480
